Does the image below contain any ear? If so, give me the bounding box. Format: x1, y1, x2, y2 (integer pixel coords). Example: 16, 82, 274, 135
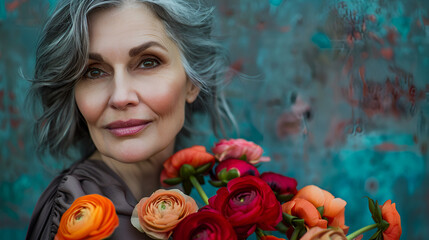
186, 81, 200, 104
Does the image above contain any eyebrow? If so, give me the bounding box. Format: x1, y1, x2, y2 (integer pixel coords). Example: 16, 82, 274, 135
89, 53, 104, 62
88, 41, 168, 62
129, 41, 168, 57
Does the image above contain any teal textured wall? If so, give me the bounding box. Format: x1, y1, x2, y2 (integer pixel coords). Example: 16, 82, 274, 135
1, 0, 428, 239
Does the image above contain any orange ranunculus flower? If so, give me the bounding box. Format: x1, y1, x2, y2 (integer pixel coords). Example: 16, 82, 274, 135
380, 200, 402, 240
131, 189, 198, 239
55, 194, 119, 240
293, 185, 348, 234
160, 146, 215, 186
282, 198, 327, 228
300, 227, 351, 240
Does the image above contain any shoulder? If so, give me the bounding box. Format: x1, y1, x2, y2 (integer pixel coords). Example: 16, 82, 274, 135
26, 159, 135, 240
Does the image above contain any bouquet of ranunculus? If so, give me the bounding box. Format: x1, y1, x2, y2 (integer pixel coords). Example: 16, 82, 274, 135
130, 138, 402, 240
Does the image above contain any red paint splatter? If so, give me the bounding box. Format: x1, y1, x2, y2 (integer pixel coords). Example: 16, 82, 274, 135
6, 0, 27, 12
18, 139, 24, 150
324, 118, 351, 147
10, 119, 21, 128
0, 90, 4, 110
224, 59, 244, 83
367, 15, 376, 22
279, 26, 290, 33
256, 21, 266, 31
374, 142, 403, 152
359, 66, 368, 97
386, 28, 398, 45
342, 57, 353, 75
380, 47, 394, 60
422, 17, 429, 26
9, 106, 18, 114
9, 92, 15, 100
408, 85, 416, 104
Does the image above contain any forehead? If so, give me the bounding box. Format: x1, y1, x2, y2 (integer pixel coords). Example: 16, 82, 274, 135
87, 2, 177, 54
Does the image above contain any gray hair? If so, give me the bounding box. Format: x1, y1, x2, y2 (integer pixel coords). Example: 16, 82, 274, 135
28, 0, 236, 157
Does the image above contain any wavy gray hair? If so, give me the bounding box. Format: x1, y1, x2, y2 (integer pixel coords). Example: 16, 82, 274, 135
28, 0, 235, 157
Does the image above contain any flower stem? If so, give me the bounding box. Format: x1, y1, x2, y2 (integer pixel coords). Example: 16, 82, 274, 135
255, 228, 265, 239
290, 228, 300, 240
346, 223, 378, 240
189, 175, 209, 205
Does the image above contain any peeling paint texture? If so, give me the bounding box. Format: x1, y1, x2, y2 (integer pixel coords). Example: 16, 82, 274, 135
1, 0, 428, 239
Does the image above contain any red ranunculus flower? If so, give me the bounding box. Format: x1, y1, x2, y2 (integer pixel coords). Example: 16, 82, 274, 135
260, 172, 297, 196
160, 146, 215, 186
214, 159, 260, 180
380, 200, 402, 240
261, 236, 286, 240
211, 139, 270, 164
172, 211, 237, 240
208, 175, 282, 239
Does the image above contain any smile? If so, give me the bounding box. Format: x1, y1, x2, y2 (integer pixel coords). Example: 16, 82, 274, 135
104, 119, 151, 137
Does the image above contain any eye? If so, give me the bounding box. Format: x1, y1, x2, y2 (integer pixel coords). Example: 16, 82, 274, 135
138, 58, 160, 69
84, 68, 108, 79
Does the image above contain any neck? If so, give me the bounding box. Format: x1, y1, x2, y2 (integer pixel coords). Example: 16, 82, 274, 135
89, 145, 174, 200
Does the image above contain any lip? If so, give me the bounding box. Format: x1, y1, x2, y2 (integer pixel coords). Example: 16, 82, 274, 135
104, 119, 151, 137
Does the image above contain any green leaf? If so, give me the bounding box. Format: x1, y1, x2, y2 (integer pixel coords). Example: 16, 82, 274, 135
182, 180, 193, 195
368, 228, 383, 240
292, 218, 305, 228
239, 154, 247, 161
180, 164, 196, 179
277, 194, 294, 203
282, 212, 297, 225
163, 177, 183, 186
275, 221, 289, 233
367, 197, 382, 223
380, 219, 390, 231
196, 175, 205, 185
208, 180, 225, 187
195, 162, 213, 174
317, 206, 324, 217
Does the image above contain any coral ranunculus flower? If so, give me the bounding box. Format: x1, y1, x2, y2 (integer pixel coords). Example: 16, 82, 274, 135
172, 211, 237, 240
160, 146, 215, 186
208, 175, 282, 239
380, 200, 402, 240
55, 194, 119, 240
211, 139, 270, 164
282, 198, 327, 228
294, 185, 348, 234
131, 189, 198, 239
301, 227, 349, 240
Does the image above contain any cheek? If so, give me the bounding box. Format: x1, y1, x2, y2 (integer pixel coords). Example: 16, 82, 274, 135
141, 75, 188, 117
74, 82, 107, 124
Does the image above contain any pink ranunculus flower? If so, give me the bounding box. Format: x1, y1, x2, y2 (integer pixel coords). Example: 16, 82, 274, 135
211, 139, 270, 164
260, 172, 298, 197
214, 159, 260, 180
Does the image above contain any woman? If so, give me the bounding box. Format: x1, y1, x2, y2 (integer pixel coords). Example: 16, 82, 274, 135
26, 0, 234, 239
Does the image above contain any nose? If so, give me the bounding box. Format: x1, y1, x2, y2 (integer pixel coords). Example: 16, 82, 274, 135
108, 70, 139, 110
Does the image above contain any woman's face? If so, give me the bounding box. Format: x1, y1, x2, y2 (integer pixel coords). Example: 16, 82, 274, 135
75, 3, 199, 163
